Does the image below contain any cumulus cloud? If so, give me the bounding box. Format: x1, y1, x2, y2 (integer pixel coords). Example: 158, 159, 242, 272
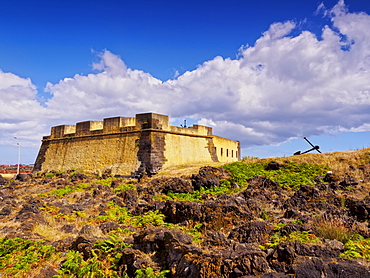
45, 51, 165, 122
43, 0, 370, 149
2, 0, 370, 159
0, 71, 49, 146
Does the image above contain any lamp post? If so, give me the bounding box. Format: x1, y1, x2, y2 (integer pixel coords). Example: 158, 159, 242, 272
14, 137, 20, 175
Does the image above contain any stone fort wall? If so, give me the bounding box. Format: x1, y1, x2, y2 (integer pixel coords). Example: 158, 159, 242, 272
34, 113, 240, 176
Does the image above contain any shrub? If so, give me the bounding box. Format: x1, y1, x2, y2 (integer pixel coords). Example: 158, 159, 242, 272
44, 172, 55, 178
267, 231, 322, 248
112, 183, 136, 193
340, 236, 370, 261
135, 267, 170, 278
314, 218, 357, 244
0, 237, 56, 276
56, 242, 170, 277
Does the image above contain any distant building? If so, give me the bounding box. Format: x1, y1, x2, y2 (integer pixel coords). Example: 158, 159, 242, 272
34, 113, 240, 176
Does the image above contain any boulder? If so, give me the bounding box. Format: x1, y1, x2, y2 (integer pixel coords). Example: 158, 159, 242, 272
228, 221, 273, 245
192, 166, 231, 190
247, 176, 281, 191
345, 197, 370, 221
150, 177, 194, 194
15, 173, 32, 182
0, 175, 7, 185
293, 256, 370, 278
161, 199, 253, 230
265, 161, 285, 171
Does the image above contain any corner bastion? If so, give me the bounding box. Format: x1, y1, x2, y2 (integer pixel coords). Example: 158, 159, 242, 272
33, 113, 240, 176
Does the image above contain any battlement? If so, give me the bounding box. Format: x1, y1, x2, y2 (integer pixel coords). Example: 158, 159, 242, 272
46, 113, 213, 140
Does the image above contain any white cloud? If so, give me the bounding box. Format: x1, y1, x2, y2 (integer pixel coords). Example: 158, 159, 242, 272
43, 0, 370, 148
2, 0, 370, 161
0, 71, 49, 147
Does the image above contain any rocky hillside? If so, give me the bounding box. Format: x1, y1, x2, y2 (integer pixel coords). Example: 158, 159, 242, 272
0, 149, 370, 277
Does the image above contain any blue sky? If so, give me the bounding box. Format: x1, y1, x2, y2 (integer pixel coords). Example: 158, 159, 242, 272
1, 0, 370, 164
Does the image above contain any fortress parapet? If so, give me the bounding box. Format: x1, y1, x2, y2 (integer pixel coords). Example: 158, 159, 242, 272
47, 113, 212, 139
34, 113, 239, 176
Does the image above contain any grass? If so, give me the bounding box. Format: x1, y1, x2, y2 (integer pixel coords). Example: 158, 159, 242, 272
267, 148, 370, 183
157, 162, 226, 177
38, 177, 116, 198
32, 223, 72, 241
314, 218, 357, 244
112, 183, 136, 193
222, 160, 328, 190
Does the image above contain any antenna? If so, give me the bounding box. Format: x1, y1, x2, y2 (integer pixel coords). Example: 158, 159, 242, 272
180, 119, 187, 128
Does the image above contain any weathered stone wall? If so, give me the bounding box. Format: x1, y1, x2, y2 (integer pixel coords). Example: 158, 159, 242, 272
34, 133, 141, 176
34, 113, 240, 176
163, 134, 215, 168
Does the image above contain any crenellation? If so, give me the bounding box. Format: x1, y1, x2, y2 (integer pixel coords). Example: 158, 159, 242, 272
192, 125, 213, 136
135, 113, 170, 130
51, 125, 76, 139
103, 117, 136, 133
76, 121, 103, 136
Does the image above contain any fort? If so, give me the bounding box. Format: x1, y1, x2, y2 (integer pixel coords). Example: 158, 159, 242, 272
33, 112, 240, 176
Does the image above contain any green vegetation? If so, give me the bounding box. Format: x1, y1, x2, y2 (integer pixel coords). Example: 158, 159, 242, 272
112, 183, 136, 193
92, 201, 166, 227
135, 267, 170, 278
273, 222, 287, 230
40, 205, 87, 222
164, 160, 327, 203
164, 178, 241, 203
259, 209, 270, 220
56, 241, 169, 278
108, 228, 135, 241
166, 191, 202, 203
91, 201, 203, 243
340, 236, 370, 261
222, 161, 328, 190
0, 237, 56, 276
56, 237, 132, 278
38, 177, 115, 198
44, 172, 56, 178
267, 231, 322, 248
292, 219, 303, 225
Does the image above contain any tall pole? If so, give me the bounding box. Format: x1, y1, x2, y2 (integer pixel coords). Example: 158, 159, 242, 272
14, 137, 20, 175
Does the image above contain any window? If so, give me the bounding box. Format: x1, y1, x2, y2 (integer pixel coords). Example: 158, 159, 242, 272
231, 150, 233, 157
221, 148, 223, 156
226, 149, 229, 157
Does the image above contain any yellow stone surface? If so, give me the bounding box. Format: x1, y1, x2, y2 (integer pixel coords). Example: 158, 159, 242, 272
34, 113, 240, 176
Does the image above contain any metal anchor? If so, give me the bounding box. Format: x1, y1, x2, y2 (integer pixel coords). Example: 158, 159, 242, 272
294, 137, 322, 155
